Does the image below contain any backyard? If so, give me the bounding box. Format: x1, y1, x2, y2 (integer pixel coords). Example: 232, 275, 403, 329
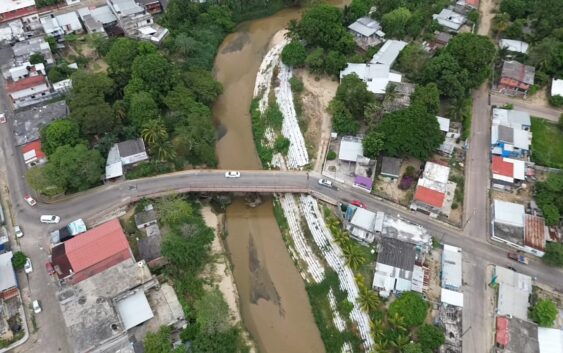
531, 118, 563, 169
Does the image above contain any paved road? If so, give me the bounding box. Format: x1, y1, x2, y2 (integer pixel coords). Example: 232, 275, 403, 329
491, 94, 562, 122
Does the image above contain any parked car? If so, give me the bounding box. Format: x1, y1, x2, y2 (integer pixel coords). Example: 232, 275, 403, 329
32, 300, 41, 314
318, 179, 333, 187
40, 215, 60, 224
14, 225, 23, 238
507, 252, 528, 264
351, 200, 365, 208
24, 258, 33, 273
24, 194, 37, 206
45, 262, 55, 275
224, 171, 241, 178
0, 113, 6, 124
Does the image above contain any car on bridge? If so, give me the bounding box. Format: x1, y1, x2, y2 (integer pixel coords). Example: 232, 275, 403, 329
318, 179, 333, 187
225, 171, 241, 178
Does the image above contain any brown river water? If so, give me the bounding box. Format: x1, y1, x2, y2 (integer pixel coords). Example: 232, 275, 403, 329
212, 3, 347, 352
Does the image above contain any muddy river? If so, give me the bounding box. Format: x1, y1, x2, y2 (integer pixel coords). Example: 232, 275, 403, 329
212, 4, 345, 353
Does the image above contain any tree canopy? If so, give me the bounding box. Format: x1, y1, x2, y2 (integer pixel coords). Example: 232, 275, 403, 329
296, 5, 348, 50
41, 119, 83, 156
543, 243, 563, 267
388, 292, 429, 327
444, 33, 495, 88
335, 74, 375, 119
417, 324, 445, 351
531, 299, 558, 327
281, 41, 307, 67
534, 173, 563, 226
362, 131, 384, 159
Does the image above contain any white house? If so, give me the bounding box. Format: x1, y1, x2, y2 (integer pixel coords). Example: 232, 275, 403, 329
7, 62, 45, 81
348, 16, 384, 49
500, 39, 529, 54
370, 40, 407, 67
6, 75, 53, 109
551, 78, 563, 98
105, 138, 149, 179
433, 9, 466, 32
340, 64, 402, 95
106, 0, 168, 43
372, 238, 421, 297
442, 245, 462, 291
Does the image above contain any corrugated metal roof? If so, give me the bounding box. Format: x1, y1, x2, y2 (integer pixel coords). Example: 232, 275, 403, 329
442, 244, 462, 290
494, 200, 525, 227
496, 316, 509, 346
441, 288, 463, 307
338, 136, 363, 162
115, 289, 154, 330
64, 219, 130, 273
492, 156, 514, 177
415, 185, 445, 208
370, 40, 407, 66
0, 252, 17, 292
500, 39, 529, 54
524, 214, 546, 251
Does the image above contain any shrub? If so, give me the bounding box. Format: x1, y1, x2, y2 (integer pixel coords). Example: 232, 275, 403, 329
12, 251, 27, 270
417, 324, 445, 351
530, 299, 558, 327
327, 150, 337, 160
549, 95, 563, 107
281, 41, 306, 67
388, 292, 428, 327
399, 176, 414, 190
274, 136, 290, 155
290, 77, 304, 93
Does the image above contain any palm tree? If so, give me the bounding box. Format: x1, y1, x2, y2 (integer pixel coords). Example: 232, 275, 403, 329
332, 229, 349, 247
370, 319, 385, 342
141, 119, 167, 148
325, 216, 341, 233
388, 312, 407, 334
390, 333, 410, 351
342, 242, 367, 271
154, 140, 176, 162
357, 283, 381, 313
374, 338, 390, 353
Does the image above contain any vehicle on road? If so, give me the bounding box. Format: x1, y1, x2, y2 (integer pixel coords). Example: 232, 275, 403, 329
225, 171, 241, 178
318, 179, 333, 187
40, 215, 60, 224
32, 300, 41, 314
24, 194, 36, 206
507, 266, 517, 272
14, 225, 23, 238
0, 113, 5, 124
507, 252, 528, 264
45, 262, 55, 275
24, 258, 33, 273
351, 200, 365, 208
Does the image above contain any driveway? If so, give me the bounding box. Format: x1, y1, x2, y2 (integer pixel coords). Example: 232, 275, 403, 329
491, 94, 562, 122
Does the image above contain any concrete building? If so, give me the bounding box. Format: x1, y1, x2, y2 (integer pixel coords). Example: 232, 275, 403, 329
105, 138, 149, 179
347, 207, 383, 243
21, 139, 46, 167
340, 63, 402, 95
41, 12, 84, 37
442, 244, 462, 292
0, 0, 37, 24
0, 252, 18, 300
137, 0, 163, 14
5, 61, 45, 81
491, 156, 526, 189
51, 219, 133, 284
380, 156, 401, 180
5, 74, 53, 109
499, 60, 535, 96
106, 0, 168, 43
13, 100, 69, 146
494, 266, 532, 320
135, 205, 158, 230
491, 108, 532, 160
12, 37, 55, 65
500, 39, 529, 54
370, 40, 407, 67
411, 162, 452, 217
551, 78, 563, 98
338, 136, 364, 163
348, 16, 384, 50
77, 5, 118, 36
372, 238, 421, 297
495, 316, 539, 352
432, 8, 466, 32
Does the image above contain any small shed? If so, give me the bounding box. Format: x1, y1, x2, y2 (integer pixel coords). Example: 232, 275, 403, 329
135, 206, 158, 230
380, 157, 401, 179
339, 136, 364, 162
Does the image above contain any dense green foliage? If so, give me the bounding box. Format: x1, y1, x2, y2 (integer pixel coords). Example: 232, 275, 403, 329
11, 251, 27, 270
41, 119, 83, 156
388, 292, 428, 328
144, 326, 186, 353
35, 0, 64, 8
335, 74, 375, 119
543, 243, 563, 267
530, 118, 563, 169
281, 41, 307, 67
534, 173, 563, 225
362, 131, 384, 158
530, 299, 558, 327
417, 324, 445, 351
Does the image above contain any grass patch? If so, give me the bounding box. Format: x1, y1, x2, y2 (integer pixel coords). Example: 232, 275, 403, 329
250, 98, 274, 167
531, 118, 563, 168
461, 98, 472, 140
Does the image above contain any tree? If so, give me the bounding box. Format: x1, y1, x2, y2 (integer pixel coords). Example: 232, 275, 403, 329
500, 0, 528, 20
127, 53, 175, 101
542, 204, 560, 226
388, 291, 428, 327
377, 105, 444, 160
396, 43, 430, 81
128, 92, 159, 130
26, 166, 64, 196
403, 343, 424, 353
29, 53, 45, 65
328, 99, 359, 135
543, 243, 563, 267
445, 33, 495, 88
382, 7, 412, 38
106, 38, 141, 88
362, 131, 384, 158
296, 5, 346, 50
153, 140, 176, 162
324, 50, 347, 76
182, 69, 223, 106
528, 37, 563, 77
281, 41, 307, 67
142, 119, 168, 149
43, 144, 104, 192
423, 53, 469, 101
335, 73, 375, 119
41, 119, 83, 155
357, 277, 381, 313
157, 197, 193, 226
12, 251, 27, 270
341, 242, 368, 270
530, 299, 558, 327
305, 47, 325, 74
194, 289, 231, 334
411, 83, 440, 115
417, 324, 445, 351
144, 325, 186, 353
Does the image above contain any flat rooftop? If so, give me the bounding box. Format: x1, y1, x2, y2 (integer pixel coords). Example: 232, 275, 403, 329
13, 101, 68, 146
57, 258, 153, 353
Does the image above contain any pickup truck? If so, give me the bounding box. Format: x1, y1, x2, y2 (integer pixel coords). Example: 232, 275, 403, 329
507, 252, 529, 264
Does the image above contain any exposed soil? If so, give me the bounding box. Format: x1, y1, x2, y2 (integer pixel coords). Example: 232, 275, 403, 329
478, 0, 500, 36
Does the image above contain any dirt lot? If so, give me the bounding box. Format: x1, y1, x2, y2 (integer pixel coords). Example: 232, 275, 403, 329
373, 158, 421, 206
65, 41, 108, 73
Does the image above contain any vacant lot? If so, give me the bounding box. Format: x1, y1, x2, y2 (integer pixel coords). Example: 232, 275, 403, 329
531, 118, 563, 168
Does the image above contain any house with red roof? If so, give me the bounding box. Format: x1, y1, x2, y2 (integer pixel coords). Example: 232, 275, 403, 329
5, 74, 54, 109
21, 140, 46, 167
0, 0, 37, 24
498, 60, 535, 97
411, 162, 455, 218
491, 156, 525, 189
51, 219, 133, 284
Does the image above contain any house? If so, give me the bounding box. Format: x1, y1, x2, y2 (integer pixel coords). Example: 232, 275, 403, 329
551, 78, 563, 98
0, 0, 37, 23
6, 61, 45, 81
456, 0, 479, 9
432, 8, 467, 32
491, 156, 525, 188
338, 136, 364, 163
491, 108, 532, 160
137, 0, 163, 14
372, 238, 422, 297
380, 156, 401, 180
13, 100, 69, 146
52, 78, 72, 93
134, 204, 158, 229
12, 37, 55, 65
538, 328, 563, 353
442, 245, 462, 292
5, 75, 53, 109
498, 60, 535, 96
382, 82, 415, 112
523, 214, 546, 257
370, 40, 407, 67
500, 39, 529, 54
411, 162, 451, 217
495, 316, 539, 351
340, 64, 402, 95
51, 219, 133, 284
21, 140, 46, 167
77, 5, 118, 36
105, 138, 149, 179
347, 207, 382, 243
106, 0, 168, 43
423, 31, 452, 53
494, 266, 532, 320
0, 19, 26, 43
348, 16, 384, 50
0, 252, 18, 300
41, 12, 84, 37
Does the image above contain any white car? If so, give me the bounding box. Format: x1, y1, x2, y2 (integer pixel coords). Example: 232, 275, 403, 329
40, 215, 60, 224
24, 194, 37, 206
32, 300, 41, 314
14, 225, 23, 238
24, 258, 33, 273
225, 171, 241, 178
318, 179, 333, 187
0, 113, 6, 124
